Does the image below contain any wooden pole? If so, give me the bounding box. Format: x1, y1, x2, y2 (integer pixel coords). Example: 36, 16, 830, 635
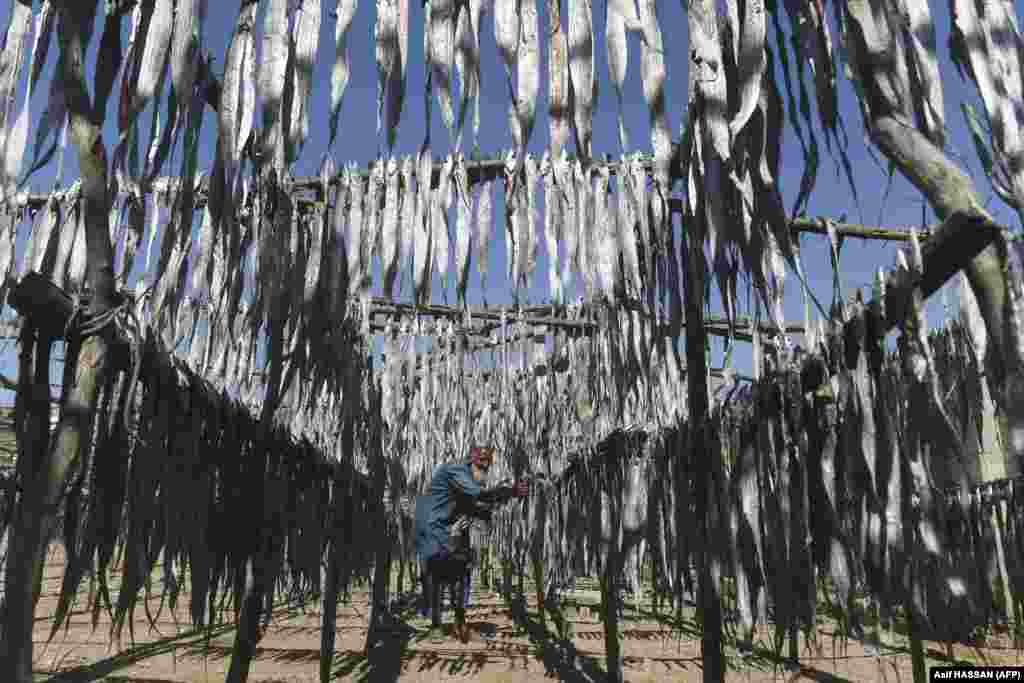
1, 5, 119, 680
682, 224, 725, 681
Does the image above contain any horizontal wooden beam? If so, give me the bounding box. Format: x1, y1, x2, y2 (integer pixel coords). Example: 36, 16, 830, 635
867, 211, 1004, 334
667, 198, 935, 242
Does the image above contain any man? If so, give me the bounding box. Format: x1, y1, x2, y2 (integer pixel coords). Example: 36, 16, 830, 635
414, 446, 528, 642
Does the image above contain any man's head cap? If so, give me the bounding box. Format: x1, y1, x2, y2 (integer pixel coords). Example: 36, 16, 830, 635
470, 446, 495, 467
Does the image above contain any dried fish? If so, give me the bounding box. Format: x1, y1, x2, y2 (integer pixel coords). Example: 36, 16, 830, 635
594, 165, 617, 303
454, 0, 477, 146
951, 0, 1024, 210
504, 151, 521, 287
475, 177, 492, 288
382, 157, 401, 298
304, 163, 330, 308
453, 155, 473, 303
376, 0, 399, 138
387, 0, 409, 148
430, 0, 457, 136
414, 146, 433, 302
170, 0, 205, 101
728, 0, 766, 138
261, 0, 289, 169
0, 1, 32, 192
364, 160, 385, 291
605, 0, 636, 149
137, 0, 174, 113
574, 162, 593, 299
560, 155, 579, 295
542, 154, 563, 303
28, 196, 59, 275
120, 192, 145, 284
346, 164, 365, 295
567, 0, 596, 158
29, 1, 54, 97
434, 155, 454, 292
330, 0, 359, 147
220, 2, 257, 213
524, 153, 539, 285
288, 0, 321, 163
399, 155, 416, 295
618, 155, 640, 298
67, 202, 87, 290
516, 0, 540, 163
330, 162, 350, 320
959, 272, 987, 370
190, 204, 215, 299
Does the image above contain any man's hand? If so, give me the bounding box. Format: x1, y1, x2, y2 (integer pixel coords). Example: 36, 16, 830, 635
513, 479, 529, 498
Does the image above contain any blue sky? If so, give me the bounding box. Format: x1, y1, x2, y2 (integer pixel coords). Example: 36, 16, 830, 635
0, 0, 1018, 406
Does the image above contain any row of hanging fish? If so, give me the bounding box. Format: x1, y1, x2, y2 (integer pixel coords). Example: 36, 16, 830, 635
371, 295, 686, 494
21, 326, 384, 683
454, 310, 1016, 672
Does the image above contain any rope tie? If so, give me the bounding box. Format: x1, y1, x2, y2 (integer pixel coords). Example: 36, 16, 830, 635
63, 292, 146, 435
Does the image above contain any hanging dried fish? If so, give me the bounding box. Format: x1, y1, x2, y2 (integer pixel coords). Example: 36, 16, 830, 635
574, 161, 592, 299
494, 0, 521, 143
382, 157, 401, 298
118, 1, 147, 134
364, 159, 385, 291
67, 203, 88, 290
618, 154, 641, 298
567, 0, 596, 158
330, 0, 359, 147
305, 161, 331, 309
190, 205, 214, 298
136, 0, 174, 116
959, 273, 987, 368
171, 0, 205, 101
433, 154, 454, 292
475, 176, 492, 289
453, 154, 472, 303
346, 163, 365, 295
329, 162, 350, 321
555, 152, 575, 295
689, 0, 729, 162
515, 0, 540, 166
399, 155, 416, 295
25, 60, 65, 181
119, 191, 145, 284
4, 7, 41, 191
0, 1, 32, 192
28, 195, 59, 275
594, 165, 617, 303
414, 146, 433, 302
542, 153, 563, 303
454, 0, 476, 146
504, 151, 521, 287
375, 0, 399, 139
605, 0, 638, 149
728, 0, 766, 138
288, 0, 321, 163
524, 153, 540, 285
261, 0, 289, 169
29, 1, 54, 97
430, 0, 457, 137
220, 2, 257, 215
951, 0, 1024, 209
386, 0, 409, 149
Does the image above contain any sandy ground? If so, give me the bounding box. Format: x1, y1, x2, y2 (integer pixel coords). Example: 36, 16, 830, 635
26, 547, 1024, 682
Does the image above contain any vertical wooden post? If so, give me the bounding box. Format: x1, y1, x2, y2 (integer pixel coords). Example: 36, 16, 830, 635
1, 5, 118, 680
682, 223, 725, 682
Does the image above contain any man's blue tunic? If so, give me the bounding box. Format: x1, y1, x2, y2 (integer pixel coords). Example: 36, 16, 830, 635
414, 462, 489, 562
